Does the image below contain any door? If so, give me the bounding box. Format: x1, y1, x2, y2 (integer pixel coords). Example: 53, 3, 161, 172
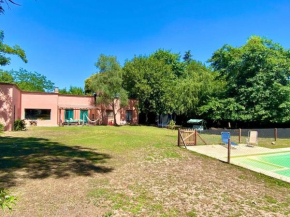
126, 110, 132, 123
80, 110, 88, 123
65, 109, 74, 120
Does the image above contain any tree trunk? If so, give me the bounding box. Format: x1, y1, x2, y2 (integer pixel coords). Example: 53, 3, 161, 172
228, 121, 231, 129
100, 104, 105, 125
113, 112, 117, 125
145, 112, 148, 125
112, 101, 117, 125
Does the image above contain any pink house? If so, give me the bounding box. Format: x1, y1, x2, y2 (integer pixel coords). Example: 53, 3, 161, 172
0, 83, 138, 131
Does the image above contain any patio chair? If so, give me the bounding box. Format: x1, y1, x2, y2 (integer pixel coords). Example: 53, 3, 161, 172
246, 131, 258, 147
221, 132, 238, 147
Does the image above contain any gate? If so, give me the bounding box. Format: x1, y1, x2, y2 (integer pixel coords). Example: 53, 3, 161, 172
178, 129, 207, 148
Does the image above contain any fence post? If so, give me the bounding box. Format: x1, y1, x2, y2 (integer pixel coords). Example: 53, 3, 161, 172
239, 128, 241, 143
228, 138, 231, 164
274, 128, 277, 141
178, 129, 180, 147
194, 130, 197, 146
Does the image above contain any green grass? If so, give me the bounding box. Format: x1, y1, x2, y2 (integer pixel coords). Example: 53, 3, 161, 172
2, 126, 290, 216
0, 126, 179, 188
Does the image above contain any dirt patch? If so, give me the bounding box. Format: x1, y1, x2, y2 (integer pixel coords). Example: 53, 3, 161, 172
1, 127, 290, 216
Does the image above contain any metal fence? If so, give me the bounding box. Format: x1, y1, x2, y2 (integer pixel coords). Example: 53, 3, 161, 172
200, 128, 290, 139
178, 128, 290, 182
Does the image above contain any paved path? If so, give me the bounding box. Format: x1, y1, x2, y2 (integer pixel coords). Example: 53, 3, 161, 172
186, 144, 290, 183
187, 144, 290, 161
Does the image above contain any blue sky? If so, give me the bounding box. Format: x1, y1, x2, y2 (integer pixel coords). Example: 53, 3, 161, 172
1, 0, 290, 89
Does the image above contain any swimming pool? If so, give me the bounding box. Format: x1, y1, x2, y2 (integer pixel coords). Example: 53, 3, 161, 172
233, 151, 290, 178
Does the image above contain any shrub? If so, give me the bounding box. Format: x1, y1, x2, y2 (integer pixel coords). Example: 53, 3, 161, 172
14, 119, 26, 131
0, 189, 17, 211
0, 123, 3, 132
168, 120, 176, 131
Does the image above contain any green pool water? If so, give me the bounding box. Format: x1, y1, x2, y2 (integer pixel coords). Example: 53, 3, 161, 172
234, 152, 290, 178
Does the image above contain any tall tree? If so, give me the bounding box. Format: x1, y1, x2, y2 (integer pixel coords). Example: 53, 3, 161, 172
175, 60, 221, 116
183, 50, 192, 64
0, 31, 27, 66
91, 54, 128, 125
201, 36, 290, 126
123, 50, 217, 123
123, 55, 177, 122
0, 69, 14, 83
84, 76, 93, 94
59, 86, 85, 95
151, 49, 186, 77
8, 68, 55, 92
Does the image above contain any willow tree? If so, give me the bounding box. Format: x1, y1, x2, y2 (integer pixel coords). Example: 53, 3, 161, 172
91, 54, 128, 125
175, 60, 221, 117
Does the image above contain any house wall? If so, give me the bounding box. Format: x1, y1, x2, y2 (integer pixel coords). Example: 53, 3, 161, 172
99, 99, 122, 125
58, 95, 96, 122
0, 84, 13, 131
58, 95, 95, 107
0, 84, 22, 131
0, 83, 139, 130
92, 108, 102, 124
120, 99, 139, 124
13, 86, 22, 121
21, 92, 58, 126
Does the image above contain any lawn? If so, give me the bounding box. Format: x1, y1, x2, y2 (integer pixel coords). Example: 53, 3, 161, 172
1, 126, 290, 216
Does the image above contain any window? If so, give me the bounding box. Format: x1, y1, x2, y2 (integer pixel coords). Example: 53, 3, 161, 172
65, 109, 74, 120
106, 111, 114, 118
126, 110, 132, 122
25, 109, 51, 120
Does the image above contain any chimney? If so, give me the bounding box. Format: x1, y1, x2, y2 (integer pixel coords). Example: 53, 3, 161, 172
93, 93, 97, 104
54, 87, 59, 93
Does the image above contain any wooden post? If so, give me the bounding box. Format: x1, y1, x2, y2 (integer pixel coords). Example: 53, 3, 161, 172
228, 138, 231, 163
178, 129, 180, 147
274, 128, 277, 141
239, 128, 241, 143
194, 130, 197, 146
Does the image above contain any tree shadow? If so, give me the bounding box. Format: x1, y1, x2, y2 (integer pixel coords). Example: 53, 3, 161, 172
0, 136, 113, 188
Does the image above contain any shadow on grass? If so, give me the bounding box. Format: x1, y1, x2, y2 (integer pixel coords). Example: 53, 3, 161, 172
0, 136, 113, 188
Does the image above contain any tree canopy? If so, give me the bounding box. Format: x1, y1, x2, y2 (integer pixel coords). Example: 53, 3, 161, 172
183, 50, 193, 64
1, 29, 288, 128
59, 86, 85, 95
175, 61, 221, 116
123, 55, 175, 117
200, 36, 290, 126
91, 54, 128, 125
0, 69, 13, 83
0, 30, 27, 66
122, 50, 215, 123
0, 68, 55, 92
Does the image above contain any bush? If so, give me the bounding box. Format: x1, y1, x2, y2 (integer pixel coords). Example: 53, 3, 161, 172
14, 119, 26, 131
168, 120, 176, 131
0, 189, 17, 211
0, 123, 3, 132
